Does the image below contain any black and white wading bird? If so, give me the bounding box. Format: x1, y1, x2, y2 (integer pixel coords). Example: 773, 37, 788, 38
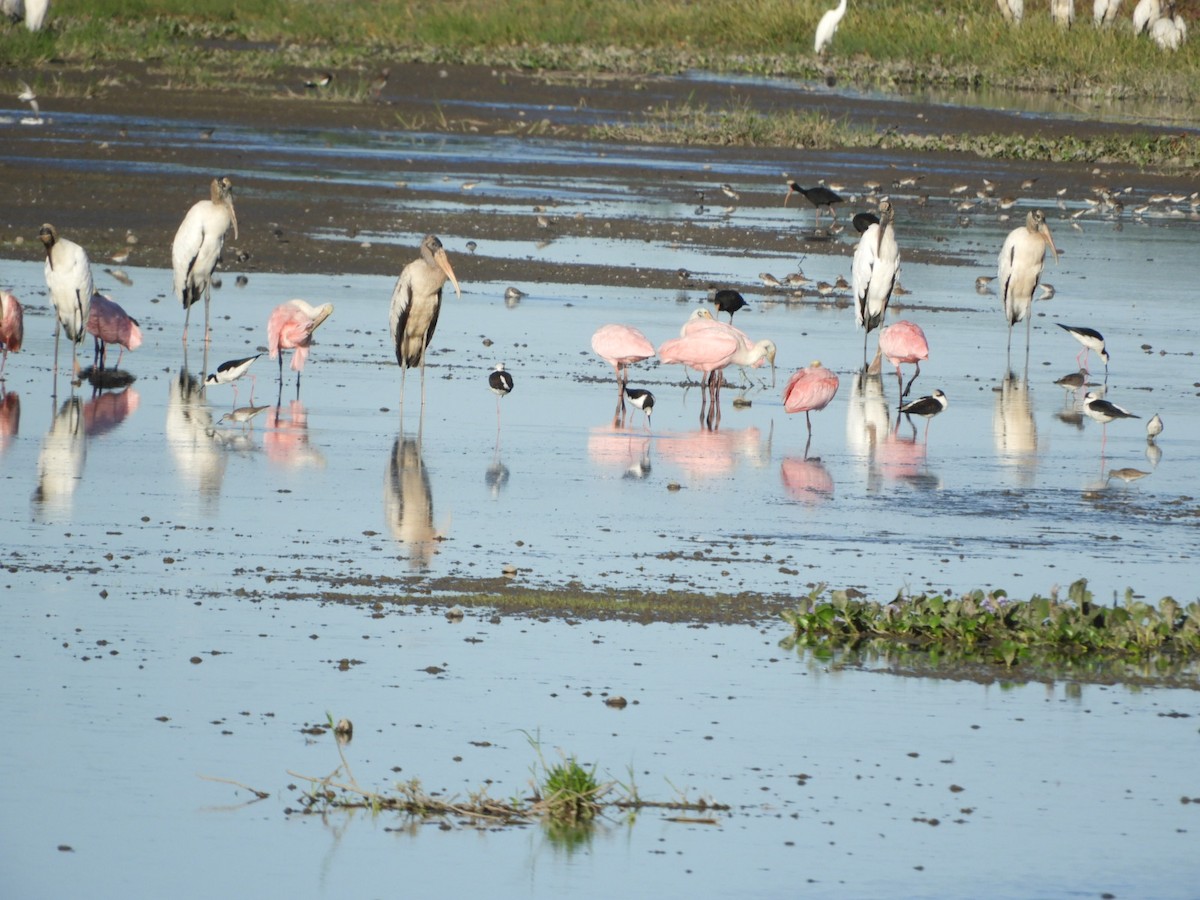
205, 354, 261, 406
999, 209, 1059, 359
1056, 323, 1109, 376
173, 176, 238, 345
389, 235, 461, 409
899, 389, 947, 439
488, 363, 513, 430
852, 199, 900, 366
39, 224, 94, 388
624, 387, 655, 430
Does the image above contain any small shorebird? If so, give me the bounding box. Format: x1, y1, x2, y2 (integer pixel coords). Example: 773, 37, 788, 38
219, 404, 270, 429
1146, 413, 1163, 443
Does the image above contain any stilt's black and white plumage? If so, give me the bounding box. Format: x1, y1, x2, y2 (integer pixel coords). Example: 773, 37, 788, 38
900, 389, 948, 420
712, 289, 747, 323
784, 181, 843, 224
1146, 413, 1163, 443
205, 353, 261, 406
488, 363, 513, 430
1083, 391, 1137, 425
624, 387, 655, 429
1056, 323, 1109, 375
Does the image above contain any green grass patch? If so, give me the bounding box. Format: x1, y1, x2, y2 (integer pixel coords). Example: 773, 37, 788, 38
2, 0, 1198, 100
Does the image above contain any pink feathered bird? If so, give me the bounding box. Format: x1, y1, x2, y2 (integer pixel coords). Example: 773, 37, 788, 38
268, 299, 334, 398
87, 292, 142, 369
0, 290, 25, 378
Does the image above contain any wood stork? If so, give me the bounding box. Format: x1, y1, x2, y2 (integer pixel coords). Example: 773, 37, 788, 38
997, 0, 1025, 22
389, 234, 461, 408
851, 198, 899, 366
998, 209, 1059, 358
39, 223, 94, 386
172, 176, 238, 345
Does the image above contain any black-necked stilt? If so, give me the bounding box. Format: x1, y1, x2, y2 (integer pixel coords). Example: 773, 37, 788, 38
784, 181, 843, 224
1146, 413, 1163, 443
712, 289, 747, 322
489, 363, 513, 429
1083, 391, 1137, 425
205, 353, 261, 406
999, 209, 1059, 359
304, 72, 333, 89
173, 177, 237, 346
39, 223, 95, 387
1056, 323, 1108, 374
624, 387, 654, 429
391, 235, 461, 409
900, 389, 948, 440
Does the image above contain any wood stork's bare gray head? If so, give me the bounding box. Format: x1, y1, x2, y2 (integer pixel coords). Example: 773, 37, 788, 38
421, 235, 461, 298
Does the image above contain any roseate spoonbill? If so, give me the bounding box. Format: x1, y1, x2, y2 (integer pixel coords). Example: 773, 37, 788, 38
87, 292, 142, 370
785, 181, 843, 225
658, 325, 740, 415
900, 390, 948, 440
1146, 413, 1163, 443
692, 316, 777, 387
488, 363, 513, 430
40, 223, 95, 385
591, 323, 655, 397
0, 290, 24, 378
625, 387, 654, 429
998, 209, 1058, 357
852, 198, 899, 364
205, 354, 260, 406
173, 176, 237, 345
389, 234, 461, 407
814, 0, 848, 53
268, 299, 334, 398
712, 289, 747, 322
1056, 323, 1109, 375
783, 361, 840, 455
877, 320, 929, 403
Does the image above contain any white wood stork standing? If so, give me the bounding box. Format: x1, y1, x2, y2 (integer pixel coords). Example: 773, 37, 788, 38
1150, 2, 1187, 48
1093, 0, 1122, 26
1133, 0, 1161, 32
1051, 0, 1076, 27
999, 210, 1058, 360
852, 198, 900, 366
997, 0, 1025, 23
39, 223, 94, 387
389, 234, 461, 408
172, 176, 238, 345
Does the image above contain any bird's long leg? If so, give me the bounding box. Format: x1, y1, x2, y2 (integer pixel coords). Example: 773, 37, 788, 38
247, 374, 256, 406
895, 366, 904, 408
399, 363, 408, 411
183, 301, 191, 345
276, 352, 284, 407
295, 366, 302, 401
52, 327, 61, 396
203, 287, 212, 347
419, 354, 427, 409
902, 361, 921, 398
231, 381, 239, 410
862, 327, 869, 370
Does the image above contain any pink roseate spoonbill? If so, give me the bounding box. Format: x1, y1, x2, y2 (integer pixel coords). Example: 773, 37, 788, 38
625, 387, 655, 430
899, 389, 948, 441
783, 360, 840, 456
690, 316, 777, 387
205, 353, 261, 406
1056, 323, 1109, 377
0, 290, 24, 379
591, 323, 655, 395
40, 223, 95, 385
785, 180, 843, 225
86, 292, 142, 370
488, 363, 513, 430
658, 326, 740, 411
268, 300, 334, 399
712, 289, 748, 322
878, 320, 929, 404
852, 199, 900, 365
998, 209, 1058, 358
814, 0, 848, 54
389, 234, 461, 407
173, 176, 237, 345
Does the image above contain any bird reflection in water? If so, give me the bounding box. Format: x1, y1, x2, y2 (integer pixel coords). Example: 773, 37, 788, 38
165, 367, 227, 511
0, 387, 20, 458
586, 424, 652, 481
485, 451, 510, 498
83, 385, 139, 438
654, 426, 764, 480
264, 401, 326, 469
384, 434, 442, 570
844, 370, 890, 460
993, 369, 1038, 486
32, 396, 86, 519
780, 455, 833, 506
871, 422, 941, 492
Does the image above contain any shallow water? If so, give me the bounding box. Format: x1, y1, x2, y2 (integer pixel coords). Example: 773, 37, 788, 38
2, 95, 1199, 898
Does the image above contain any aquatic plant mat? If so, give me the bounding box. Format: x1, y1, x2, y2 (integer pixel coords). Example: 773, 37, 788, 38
280, 725, 727, 831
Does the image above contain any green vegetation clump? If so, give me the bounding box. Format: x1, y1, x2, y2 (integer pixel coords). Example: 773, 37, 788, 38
781, 580, 1200, 672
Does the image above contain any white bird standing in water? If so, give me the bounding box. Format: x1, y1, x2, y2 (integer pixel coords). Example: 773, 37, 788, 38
389, 234, 461, 408
998, 209, 1059, 358
852, 198, 900, 365
172, 176, 238, 345
39, 223, 94, 385
814, 0, 848, 53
